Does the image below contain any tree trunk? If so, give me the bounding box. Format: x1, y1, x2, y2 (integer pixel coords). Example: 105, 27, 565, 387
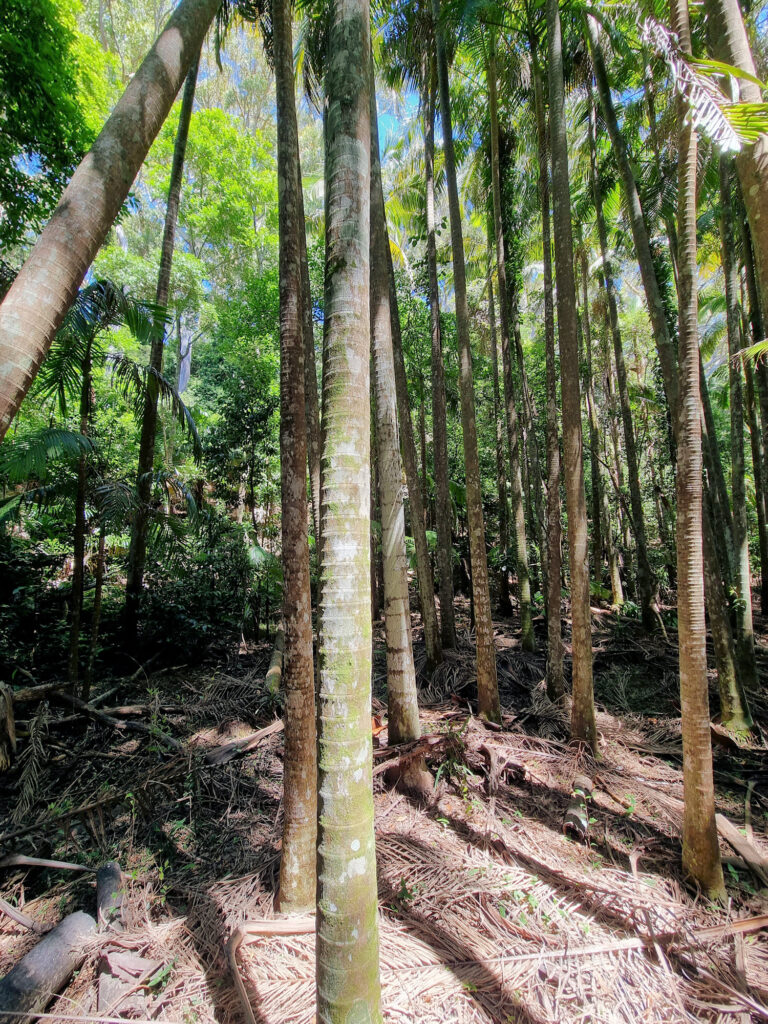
0, 0, 220, 440
272, 0, 317, 915
700, 354, 735, 583
317, 0, 381, 1013
532, 54, 564, 701
488, 258, 512, 616
388, 254, 442, 671
578, 247, 604, 588
370, 81, 421, 745
297, 166, 322, 551
672, 0, 725, 901
704, 0, 768, 330
487, 33, 534, 650
721, 155, 757, 720
547, 0, 595, 746
432, 0, 500, 722
424, 70, 456, 650
744, 359, 768, 617
81, 524, 105, 704
588, 95, 655, 627
68, 347, 92, 690
124, 50, 201, 639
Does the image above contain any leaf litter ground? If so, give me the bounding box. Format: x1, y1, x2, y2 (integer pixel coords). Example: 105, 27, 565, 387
2, 601, 768, 1023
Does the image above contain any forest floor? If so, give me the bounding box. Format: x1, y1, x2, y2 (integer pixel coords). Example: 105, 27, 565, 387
2, 600, 768, 1023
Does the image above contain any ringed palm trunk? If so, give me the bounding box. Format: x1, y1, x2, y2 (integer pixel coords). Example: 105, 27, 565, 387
432, 0, 500, 722
487, 32, 534, 651
744, 360, 768, 618
587, 97, 655, 628
370, 82, 421, 744
298, 172, 322, 551
424, 70, 456, 649
577, 247, 603, 584
68, 346, 93, 690
672, 0, 725, 901
488, 259, 512, 616
82, 524, 106, 703
387, 247, 442, 671
273, 0, 317, 914
532, 53, 564, 701
720, 156, 756, 728
546, 0, 596, 747
317, 0, 381, 1015
125, 49, 201, 639
0, 0, 220, 441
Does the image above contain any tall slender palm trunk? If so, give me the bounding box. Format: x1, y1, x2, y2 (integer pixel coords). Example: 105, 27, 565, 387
124, 50, 201, 638
744, 361, 768, 617
298, 175, 322, 550
488, 260, 512, 616
546, 0, 595, 746
587, 96, 655, 627
577, 252, 604, 588
432, 0, 500, 722
672, 0, 725, 901
0, 0, 220, 441
532, 54, 564, 701
272, 0, 316, 915
68, 345, 93, 690
424, 71, 456, 649
316, 0, 381, 1014
370, 82, 421, 745
487, 32, 534, 651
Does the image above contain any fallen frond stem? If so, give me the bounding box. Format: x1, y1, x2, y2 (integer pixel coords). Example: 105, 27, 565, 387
227, 917, 316, 1024
372, 734, 448, 777
51, 692, 183, 754
0, 854, 95, 873
0, 895, 52, 934
203, 719, 284, 766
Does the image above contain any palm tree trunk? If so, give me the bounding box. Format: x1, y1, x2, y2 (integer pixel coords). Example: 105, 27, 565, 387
317, 0, 381, 1012
532, 53, 564, 701
124, 49, 201, 638
432, 0, 500, 722
704, 0, 768, 329
297, 170, 322, 551
370, 81, 421, 745
700, 354, 735, 583
272, 0, 316, 915
388, 249, 442, 671
721, 156, 757, 719
744, 360, 768, 616
488, 259, 512, 616
587, 96, 655, 627
672, 0, 725, 901
546, 0, 596, 747
578, 249, 603, 586
0, 0, 220, 441
82, 524, 105, 704
487, 32, 534, 651
68, 347, 92, 690
424, 70, 456, 650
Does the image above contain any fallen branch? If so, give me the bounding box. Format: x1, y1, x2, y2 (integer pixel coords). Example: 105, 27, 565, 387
372, 734, 446, 777
0, 897, 51, 935
716, 813, 768, 887
0, 855, 94, 874
265, 625, 284, 694
51, 692, 182, 754
204, 719, 284, 766
227, 917, 315, 1024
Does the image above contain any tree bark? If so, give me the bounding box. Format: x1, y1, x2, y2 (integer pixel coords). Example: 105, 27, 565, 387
424, 70, 456, 649
578, 247, 604, 589
124, 49, 201, 638
547, 0, 595, 746
370, 81, 421, 745
487, 33, 534, 649
744, 359, 768, 617
81, 524, 105, 703
317, 0, 381, 1013
273, 0, 317, 915
68, 346, 92, 690
297, 166, 322, 551
0, 0, 220, 440
672, 0, 725, 901
488, 258, 512, 616
532, 54, 564, 701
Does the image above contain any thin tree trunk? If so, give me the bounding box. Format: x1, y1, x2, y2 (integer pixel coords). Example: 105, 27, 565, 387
588, 96, 655, 627
578, 248, 603, 587
68, 347, 92, 690
370, 81, 421, 744
672, 0, 725, 901
388, 249, 442, 670
700, 353, 735, 583
487, 32, 534, 650
125, 50, 201, 638
432, 0, 500, 722
532, 54, 564, 701
488, 259, 512, 616
744, 359, 768, 616
273, 0, 317, 915
317, 0, 381, 1012
721, 155, 757, 723
297, 170, 322, 551
82, 524, 105, 703
424, 70, 456, 650
547, 0, 596, 747
0, 0, 219, 441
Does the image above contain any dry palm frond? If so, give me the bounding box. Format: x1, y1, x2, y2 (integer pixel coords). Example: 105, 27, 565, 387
11, 701, 49, 826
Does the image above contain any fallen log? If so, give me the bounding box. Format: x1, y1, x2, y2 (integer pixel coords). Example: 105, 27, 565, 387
716, 813, 768, 888
563, 775, 594, 843
95, 861, 151, 1017
0, 910, 96, 1024
0, 684, 16, 771
265, 625, 285, 694
204, 719, 284, 766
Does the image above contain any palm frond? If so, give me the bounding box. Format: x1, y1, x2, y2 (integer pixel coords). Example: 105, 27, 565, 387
0, 429, 94, 485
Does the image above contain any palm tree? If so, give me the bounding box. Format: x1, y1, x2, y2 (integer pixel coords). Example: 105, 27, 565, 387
125, 49, 201, 640
546, 0, 596, 748
487, 256, 512, 616
271, 0, 317, 915
432, 0, 500, 723
370, 79, 421, 745
672, 0, 725, 900
0, 0, 222, 441
316, 0, 381, 1013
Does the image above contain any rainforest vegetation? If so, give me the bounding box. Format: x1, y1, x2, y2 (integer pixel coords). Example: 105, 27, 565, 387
1, 0, 768, 1019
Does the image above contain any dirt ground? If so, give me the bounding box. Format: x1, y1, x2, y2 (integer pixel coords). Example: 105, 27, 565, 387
2, 602, 768, 1023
